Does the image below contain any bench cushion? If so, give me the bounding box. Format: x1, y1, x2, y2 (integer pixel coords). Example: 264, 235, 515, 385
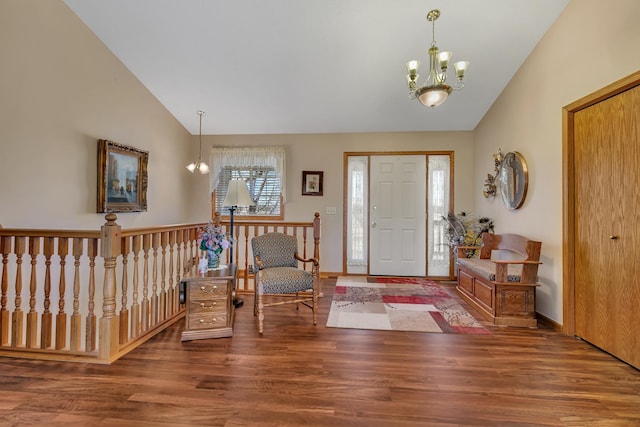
457, 258, 522, 282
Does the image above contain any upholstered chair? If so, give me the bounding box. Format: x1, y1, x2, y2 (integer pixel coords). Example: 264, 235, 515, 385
251, 232, 319, 334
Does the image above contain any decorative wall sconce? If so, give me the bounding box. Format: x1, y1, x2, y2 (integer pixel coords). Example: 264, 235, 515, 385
483, 149, 503, 198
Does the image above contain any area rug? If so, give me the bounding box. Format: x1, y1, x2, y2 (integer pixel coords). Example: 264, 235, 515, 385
326, 276, 490, 334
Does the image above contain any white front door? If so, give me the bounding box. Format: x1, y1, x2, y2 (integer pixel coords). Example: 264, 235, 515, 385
369, 155, 426, 276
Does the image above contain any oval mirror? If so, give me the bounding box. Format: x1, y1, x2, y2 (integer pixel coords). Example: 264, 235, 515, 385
498, 151, 528, 210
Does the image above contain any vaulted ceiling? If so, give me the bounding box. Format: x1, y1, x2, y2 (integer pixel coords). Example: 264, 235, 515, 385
64, 0, 569, 135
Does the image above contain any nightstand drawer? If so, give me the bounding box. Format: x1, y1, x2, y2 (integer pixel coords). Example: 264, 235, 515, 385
188, 313, 228, 330
189, 282, 227, 298
188, 297, 227, 315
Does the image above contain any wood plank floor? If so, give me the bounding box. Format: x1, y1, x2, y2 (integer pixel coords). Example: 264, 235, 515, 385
0, 278, 639, 426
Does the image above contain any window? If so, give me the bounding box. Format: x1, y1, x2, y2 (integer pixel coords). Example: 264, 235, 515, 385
214, 166, 281, 216
209, 146, 286, 219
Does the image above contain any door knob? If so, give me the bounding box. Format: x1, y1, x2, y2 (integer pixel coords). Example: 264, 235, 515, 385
371, 222, 377, 228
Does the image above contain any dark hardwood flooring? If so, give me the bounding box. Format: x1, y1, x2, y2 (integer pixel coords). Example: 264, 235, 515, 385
1, 278, 639, 426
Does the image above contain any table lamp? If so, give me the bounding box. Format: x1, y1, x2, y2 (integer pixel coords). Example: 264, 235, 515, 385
222, 179, 254, 308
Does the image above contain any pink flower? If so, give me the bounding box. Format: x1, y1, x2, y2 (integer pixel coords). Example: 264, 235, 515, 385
198, 221, 232, 254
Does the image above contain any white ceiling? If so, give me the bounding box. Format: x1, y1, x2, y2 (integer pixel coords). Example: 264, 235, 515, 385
63, 0, 569, 135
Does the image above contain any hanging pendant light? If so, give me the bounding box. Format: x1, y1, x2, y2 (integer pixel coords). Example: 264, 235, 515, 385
405, 9, 469, 108
186, 110, 210, 174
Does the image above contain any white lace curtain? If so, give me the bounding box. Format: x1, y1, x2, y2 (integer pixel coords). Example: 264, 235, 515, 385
208, 146, 287, 202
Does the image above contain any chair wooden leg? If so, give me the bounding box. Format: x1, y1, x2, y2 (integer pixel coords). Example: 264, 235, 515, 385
312, 290, 318, 325
257, 293, 264, 334
253, 287, 258, 317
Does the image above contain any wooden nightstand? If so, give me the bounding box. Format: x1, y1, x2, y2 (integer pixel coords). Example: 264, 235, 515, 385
180, 264, 237, 341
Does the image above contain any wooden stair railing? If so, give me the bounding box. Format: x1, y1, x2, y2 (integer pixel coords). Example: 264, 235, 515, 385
0, 217, 203, 364
0, 212, 320, 364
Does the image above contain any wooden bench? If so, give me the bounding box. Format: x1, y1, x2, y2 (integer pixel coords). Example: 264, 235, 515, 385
456, 233, 542, 328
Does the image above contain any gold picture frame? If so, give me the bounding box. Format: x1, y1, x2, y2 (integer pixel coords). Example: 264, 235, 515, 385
302, 171, 323, 196
97, 139, 148, 213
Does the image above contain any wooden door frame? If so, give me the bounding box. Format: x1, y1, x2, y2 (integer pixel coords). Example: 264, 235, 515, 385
562, 70, 640, 336
342, 151, 455, 278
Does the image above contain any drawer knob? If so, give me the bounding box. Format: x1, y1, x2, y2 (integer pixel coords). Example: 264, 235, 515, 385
200, 285, 218, 293
199, 318, 218, 325
200, 302, 217, 309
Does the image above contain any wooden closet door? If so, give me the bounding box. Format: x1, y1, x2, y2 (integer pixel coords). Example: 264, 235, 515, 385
573, 85, 640, 368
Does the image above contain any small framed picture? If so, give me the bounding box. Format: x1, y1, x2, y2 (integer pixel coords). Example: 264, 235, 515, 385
302, 171, 323, 196
97, 139, 149, 213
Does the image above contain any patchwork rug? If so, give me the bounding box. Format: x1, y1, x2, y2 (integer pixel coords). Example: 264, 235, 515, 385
326, 276, 490, 334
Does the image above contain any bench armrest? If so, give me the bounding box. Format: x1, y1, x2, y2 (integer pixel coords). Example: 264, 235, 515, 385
493, 259, 541, 284
492, 260, 542, 265
456, 245, 482, 258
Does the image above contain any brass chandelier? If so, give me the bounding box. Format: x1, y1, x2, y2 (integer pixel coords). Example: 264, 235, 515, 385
405, 9, 469, 108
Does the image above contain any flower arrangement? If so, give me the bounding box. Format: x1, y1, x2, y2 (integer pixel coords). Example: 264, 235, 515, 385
198, 221, 232, 256
443, 211, 494, 257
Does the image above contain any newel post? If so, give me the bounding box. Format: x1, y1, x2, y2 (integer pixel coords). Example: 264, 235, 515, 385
99, 213, 121, 362
312, 212, 321, 296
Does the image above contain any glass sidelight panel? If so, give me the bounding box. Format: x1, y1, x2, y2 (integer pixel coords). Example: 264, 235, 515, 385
346, 156, 368, 274
428, 155, 450, 276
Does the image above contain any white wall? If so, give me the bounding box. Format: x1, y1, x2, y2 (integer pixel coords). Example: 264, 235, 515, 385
188, 132, 475, 274
0, 0, 193, 229
473, 0, 640, 323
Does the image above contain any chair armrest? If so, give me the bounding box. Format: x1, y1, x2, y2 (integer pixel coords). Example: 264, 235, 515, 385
295, 253, 319, 266
255, 255, 264, 270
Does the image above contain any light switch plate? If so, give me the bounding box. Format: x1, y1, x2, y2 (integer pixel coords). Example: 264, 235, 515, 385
326, 206, 337, 215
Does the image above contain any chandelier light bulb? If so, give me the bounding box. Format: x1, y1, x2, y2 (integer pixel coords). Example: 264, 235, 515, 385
198, 162, 209, 174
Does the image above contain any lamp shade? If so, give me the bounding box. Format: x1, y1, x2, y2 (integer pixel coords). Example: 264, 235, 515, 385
417, 84, 452, 107
222, 179, 254, 208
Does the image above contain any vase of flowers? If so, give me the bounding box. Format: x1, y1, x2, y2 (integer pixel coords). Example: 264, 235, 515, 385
443, 211, 495, 258
198, 221, 231, 269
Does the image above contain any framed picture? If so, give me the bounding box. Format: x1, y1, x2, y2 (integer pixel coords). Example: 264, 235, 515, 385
97, 139, 149, 213
302, 171, 323, 196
